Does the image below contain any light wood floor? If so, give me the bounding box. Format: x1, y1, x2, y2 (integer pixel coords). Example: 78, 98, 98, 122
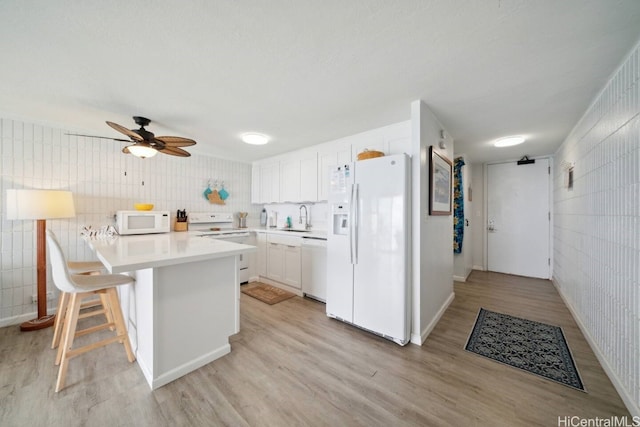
0, 271, 630, 426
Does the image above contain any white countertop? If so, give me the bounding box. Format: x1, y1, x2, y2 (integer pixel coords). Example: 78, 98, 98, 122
252, 227, 327, 239
84, 232, 256, 274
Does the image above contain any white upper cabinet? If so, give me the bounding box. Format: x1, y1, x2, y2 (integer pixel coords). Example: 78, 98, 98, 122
252, 160, 280, 204
279, 155, 300, 203
280, 150, 318, 203
317, 142, 351, 201
299, 152, 318, 202
251, 120, 411, 204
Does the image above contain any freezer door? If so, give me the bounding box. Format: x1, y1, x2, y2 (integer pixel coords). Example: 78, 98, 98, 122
326, 163, 355, 321
352, 154, 410, 344
326, 202, 354, 322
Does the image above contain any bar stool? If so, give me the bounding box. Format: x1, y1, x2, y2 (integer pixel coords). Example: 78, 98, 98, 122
46, 230, 136, 392
51, 260, 108, 350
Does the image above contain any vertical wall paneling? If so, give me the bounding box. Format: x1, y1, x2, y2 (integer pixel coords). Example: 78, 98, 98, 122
0, 119, 260, 325
553, 41, 640, 415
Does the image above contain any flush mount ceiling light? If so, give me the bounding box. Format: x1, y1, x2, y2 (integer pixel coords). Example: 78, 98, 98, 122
241, 133, 269, 145
494, 136, 525, 147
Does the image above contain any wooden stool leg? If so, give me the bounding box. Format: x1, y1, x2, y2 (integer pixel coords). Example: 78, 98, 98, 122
107, 288, 135, 363
100, 293, 115, 331
51, 291, 69, 349
56, 292, 83, 392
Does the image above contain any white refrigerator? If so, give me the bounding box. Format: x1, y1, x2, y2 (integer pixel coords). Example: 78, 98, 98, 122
326, 153, 411, 345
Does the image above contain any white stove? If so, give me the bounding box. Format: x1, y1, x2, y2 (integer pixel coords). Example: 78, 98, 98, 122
188, 212, 251, 283
188, 212, 251, 238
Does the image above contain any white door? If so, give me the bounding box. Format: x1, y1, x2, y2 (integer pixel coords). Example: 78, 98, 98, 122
487, 159, 550, 279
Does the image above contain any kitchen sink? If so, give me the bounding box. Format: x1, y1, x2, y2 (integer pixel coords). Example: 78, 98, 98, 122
278, 228, 310, 232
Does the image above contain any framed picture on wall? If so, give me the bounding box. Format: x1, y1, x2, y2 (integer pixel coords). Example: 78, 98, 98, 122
429, 146, 453, 215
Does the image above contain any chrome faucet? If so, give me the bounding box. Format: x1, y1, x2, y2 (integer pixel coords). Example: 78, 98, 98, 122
299, 205, 310, 230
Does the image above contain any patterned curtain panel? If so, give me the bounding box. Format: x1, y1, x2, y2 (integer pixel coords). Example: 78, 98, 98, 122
453, 157, 465, 254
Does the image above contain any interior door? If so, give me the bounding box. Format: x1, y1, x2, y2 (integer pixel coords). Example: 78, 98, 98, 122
487, 159, 550, 279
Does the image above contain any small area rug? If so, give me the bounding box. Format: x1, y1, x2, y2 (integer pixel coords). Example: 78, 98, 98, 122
465, 308, 585, 391
241, 283, 295, 305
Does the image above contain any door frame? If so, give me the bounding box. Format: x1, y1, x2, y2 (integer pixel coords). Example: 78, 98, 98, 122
482, 156, 553, 278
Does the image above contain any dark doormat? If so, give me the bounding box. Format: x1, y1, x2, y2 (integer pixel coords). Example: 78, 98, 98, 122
465, 308, 585, 391
241, 283, 296, 305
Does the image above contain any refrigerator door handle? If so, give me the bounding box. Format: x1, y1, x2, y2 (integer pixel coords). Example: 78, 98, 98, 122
349, 183, 355, 265
354, 183, 359, 264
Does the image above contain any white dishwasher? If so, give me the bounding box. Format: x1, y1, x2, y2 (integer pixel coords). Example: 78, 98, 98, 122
301, 236, 327, 302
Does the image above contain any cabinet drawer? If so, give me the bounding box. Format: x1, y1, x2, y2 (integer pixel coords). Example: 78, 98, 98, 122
267, 233, 302, 247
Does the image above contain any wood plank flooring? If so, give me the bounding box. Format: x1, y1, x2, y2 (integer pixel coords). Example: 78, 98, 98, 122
0, 271, 630, 426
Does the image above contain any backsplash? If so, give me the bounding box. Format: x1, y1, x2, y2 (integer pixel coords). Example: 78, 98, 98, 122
0, 117, 260, 325
553, 41, 640, 413
261, 203, 328, 231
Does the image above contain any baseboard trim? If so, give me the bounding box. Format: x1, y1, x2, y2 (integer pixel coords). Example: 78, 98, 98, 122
410, 291, 455, 345
552, 278, 639, 418
472, 265, 485, 271
453, 275, 466, 282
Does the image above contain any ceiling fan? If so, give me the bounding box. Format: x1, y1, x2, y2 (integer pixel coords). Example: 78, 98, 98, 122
68, 116, 196, 158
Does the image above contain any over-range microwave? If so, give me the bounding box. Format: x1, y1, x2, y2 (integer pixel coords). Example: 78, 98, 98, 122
115, 210, 170, 235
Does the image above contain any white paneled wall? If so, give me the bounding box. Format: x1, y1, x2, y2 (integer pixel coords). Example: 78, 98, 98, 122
0, 118, 260, 325
553, 42, 639, 415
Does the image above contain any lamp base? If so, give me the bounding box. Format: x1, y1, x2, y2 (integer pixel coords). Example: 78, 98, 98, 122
20, 314, 55, 331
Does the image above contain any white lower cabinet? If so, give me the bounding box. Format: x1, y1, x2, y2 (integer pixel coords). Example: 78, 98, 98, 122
256, 232, 267, 277
266, 240, 284, 282
283, 244, 302, 288
265, 233, 301, 289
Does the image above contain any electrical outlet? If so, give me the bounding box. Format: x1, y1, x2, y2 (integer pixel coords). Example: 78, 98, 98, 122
31, 292, 54, 304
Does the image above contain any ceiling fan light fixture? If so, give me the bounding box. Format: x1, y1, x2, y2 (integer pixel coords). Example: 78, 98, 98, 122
127, 143, 158, 159
241, 133, 269, 145
494, 136, 525, 147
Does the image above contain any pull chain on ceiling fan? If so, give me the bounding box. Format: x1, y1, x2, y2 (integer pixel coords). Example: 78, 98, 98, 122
67, 116, 196, 158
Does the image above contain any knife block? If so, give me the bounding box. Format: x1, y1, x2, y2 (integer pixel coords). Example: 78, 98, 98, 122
174, 221, 188, 232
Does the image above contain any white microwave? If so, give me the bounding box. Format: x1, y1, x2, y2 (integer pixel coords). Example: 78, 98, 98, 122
115, 210, 170, 235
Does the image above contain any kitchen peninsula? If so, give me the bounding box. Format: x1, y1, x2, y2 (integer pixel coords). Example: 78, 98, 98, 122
84, 232, 256, 390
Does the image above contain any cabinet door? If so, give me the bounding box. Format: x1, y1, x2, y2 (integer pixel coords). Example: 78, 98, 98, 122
280, 157, 300, 202
318, 145, 351, 201
257, 233, 267, 276
267, 242, 284, 282
299, 153, 318, 202
283, 245, 301, 289
317, 151, 335, 202
261, 162, 280, 203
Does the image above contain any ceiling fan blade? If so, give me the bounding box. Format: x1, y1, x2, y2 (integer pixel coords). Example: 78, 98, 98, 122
66, 133, 131, 142
158, 146, 191, 157
155, 136, 197, 147
106, 121, 143, 141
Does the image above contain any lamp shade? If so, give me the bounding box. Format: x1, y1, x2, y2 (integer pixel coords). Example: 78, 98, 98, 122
6, 189, 75, 220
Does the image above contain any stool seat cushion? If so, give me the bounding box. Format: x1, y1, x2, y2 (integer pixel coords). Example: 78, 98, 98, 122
67, 261, 105, 274
71, 273, 133, 292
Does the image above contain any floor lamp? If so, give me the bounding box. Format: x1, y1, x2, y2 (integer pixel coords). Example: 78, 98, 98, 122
6, 189, 76, 331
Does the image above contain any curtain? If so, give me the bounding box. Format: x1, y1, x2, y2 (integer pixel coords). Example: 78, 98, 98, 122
453, 157, 465, 254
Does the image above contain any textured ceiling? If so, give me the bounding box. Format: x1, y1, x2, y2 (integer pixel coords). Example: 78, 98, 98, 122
1, 0, 639, 163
